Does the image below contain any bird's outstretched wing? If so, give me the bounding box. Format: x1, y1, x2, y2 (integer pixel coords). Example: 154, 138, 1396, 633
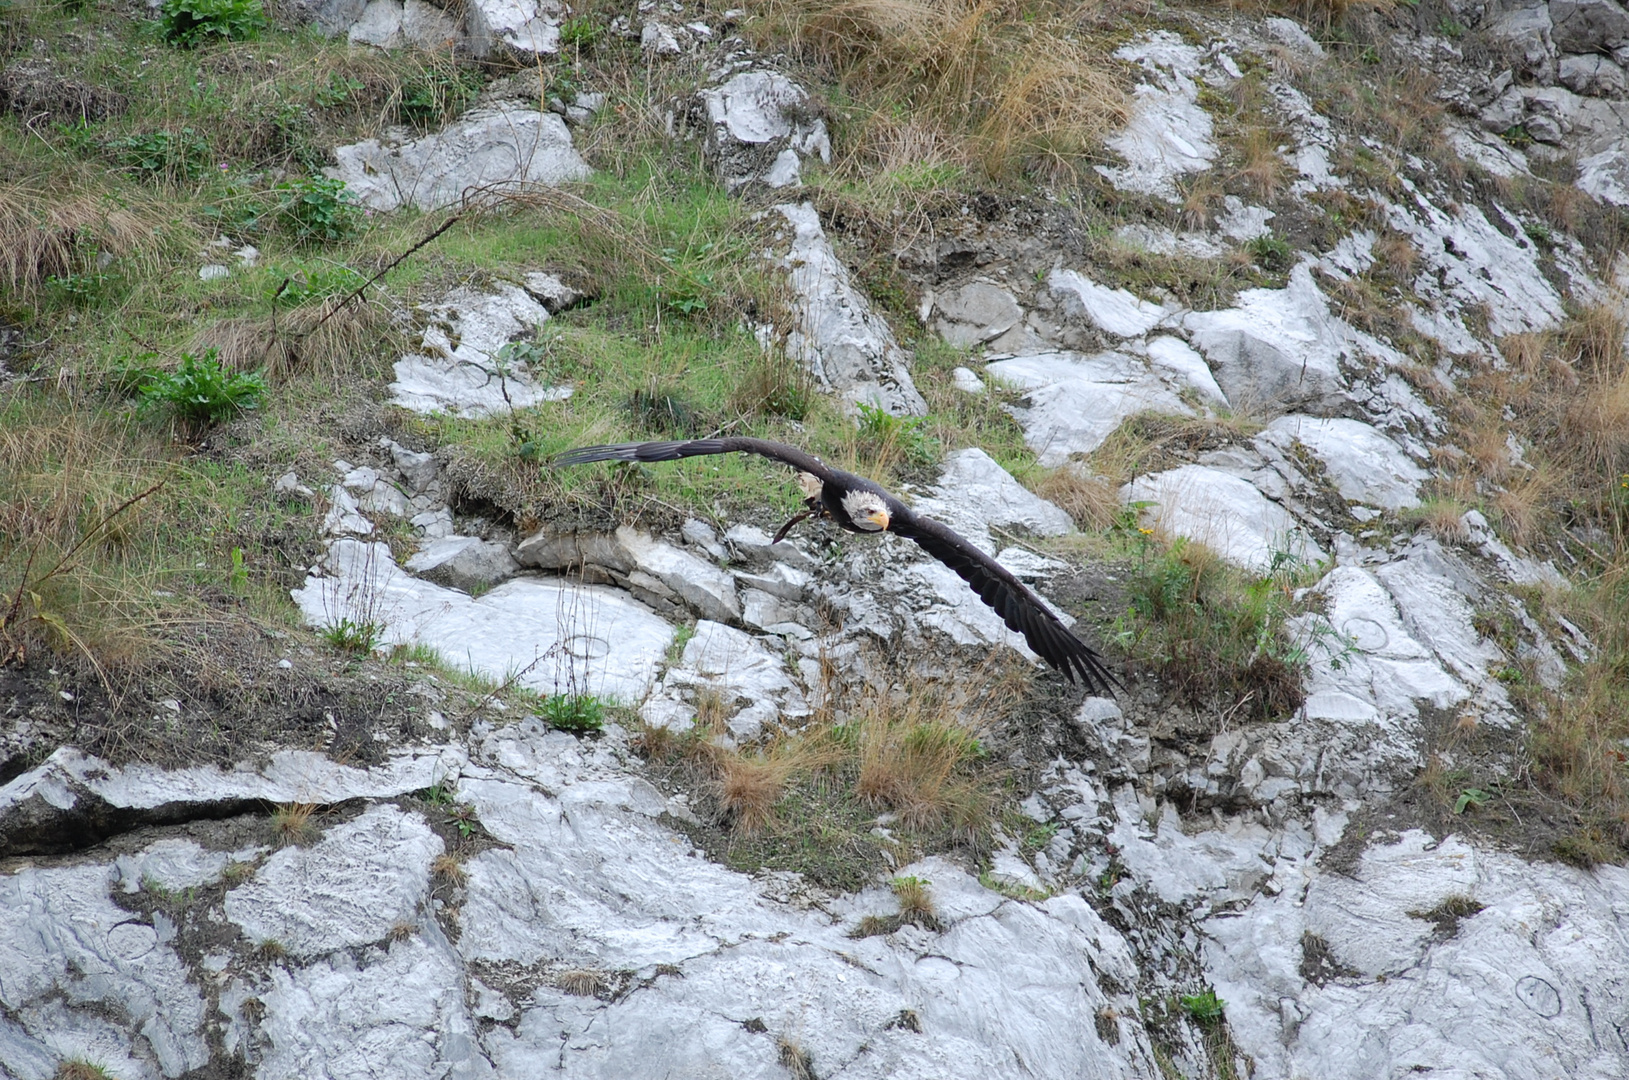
552, 438, 833, 478
890, 509, 1121, 694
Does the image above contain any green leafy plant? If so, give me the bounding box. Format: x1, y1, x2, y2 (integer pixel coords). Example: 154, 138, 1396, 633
541, 692, 606, 734
106, 128, 212, 180
397, 68, 482, 127
1180, 989, 1226, 1026
44, 270, 114, 307
1453, 787, 1491, 814
271, 177, 362, 245
856, 403, 939, 467
158, 0, 267, 47
228, 546, 247, 594
138, 349, 265, 426
320, 616, 382, 654
559, 15, 601, 48
313, 73, 365, 108
1246, 233, 1293, 272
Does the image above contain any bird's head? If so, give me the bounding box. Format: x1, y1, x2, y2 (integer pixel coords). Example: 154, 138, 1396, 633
841, 490, 891, 532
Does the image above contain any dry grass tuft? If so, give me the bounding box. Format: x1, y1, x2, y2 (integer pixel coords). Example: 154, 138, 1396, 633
0, 180, 178, 297
777, 1036, 818, 1080
271, 802, 317, 843
1405, 498, 1470, 543
716, 748, 802, 834
54, 1063, 112, 1080
890, 874, 938, 926
759, 0, 1125, 181
1236, 126, 1287, 202
1034, 465, 1119, 530
431, 853, 467, 885
557, 968, 610, 997
188, 296, 398, 385
853, 692, 989, 833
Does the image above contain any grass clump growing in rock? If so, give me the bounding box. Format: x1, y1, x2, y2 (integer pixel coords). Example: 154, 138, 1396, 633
1113, 536, 1323, 721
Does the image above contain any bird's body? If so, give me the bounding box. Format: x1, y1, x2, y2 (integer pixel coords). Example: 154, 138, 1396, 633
552, 437, 1120, 694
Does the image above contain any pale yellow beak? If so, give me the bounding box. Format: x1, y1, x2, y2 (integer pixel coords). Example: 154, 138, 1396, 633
867, 508, 891, 531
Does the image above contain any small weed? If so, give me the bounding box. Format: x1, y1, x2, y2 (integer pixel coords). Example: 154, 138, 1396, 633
777, 1036, 817, 1080
1436, 17, 1466, 38
1453, 787, 1491, 813
1246, 234, 1293, 272
432, 853, 467, 884
256, 939, 287, 960
890, 874, 938, 927
271, 178, 362, 245
397, 68, 482, 128
418, 781, 457, 806
559, 15, 601, 48
106, 128, 212, 182
1180, 989, 1226, 1026
1501, 125, 1533, 148
44, 270, 114, 307
314, 74, 366, 109
446, 803, 480, 838
158, 0, 266, 46
320, 616, 383, 655
856, 403, 938, 471
139, 349, 265, 428
222, 860, 255, 886
387, 919, 416, 942
541, 693, 605, 734
558, 968, 609, 997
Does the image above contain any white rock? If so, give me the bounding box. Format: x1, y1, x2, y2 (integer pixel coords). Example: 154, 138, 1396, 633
951, 366, 986, 394
640, 18, 681, 53
1048, 268, 1178, 338
1183, 265, 1352, 418
198, 263, 229, 281
1098, 32, 1217, 199
1383, 187, 1564, 340
519, 269, 585, 311
225, 804, 441, 957
465, 0, 561, 58
114, 838, 255, 895
1258, 415, 1428, 511
390, 281, 570, 417
330, 104, 589, 213
0, 864, 210, 1076
700, 71, 829, 192
1264, 17, 1324, 58
985, 350, 1193, 466
1216, 196, 1276, 241
664, 620, 807, 737
1146, 335, 1228, 407
1206, 832, 1629, 1080
911, 448, 1073, 554
405, 535, 520, 593
292, 539, 675, 702
1121, 465, 1326, 573
768, 203, 927, 416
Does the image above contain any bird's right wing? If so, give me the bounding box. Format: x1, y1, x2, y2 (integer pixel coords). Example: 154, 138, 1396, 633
891, 510, 1121, 694
551, 438, 833, 478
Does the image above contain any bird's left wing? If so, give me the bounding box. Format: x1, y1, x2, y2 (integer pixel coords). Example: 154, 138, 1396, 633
889, 510, 1121, 693
551, 438, 833, 478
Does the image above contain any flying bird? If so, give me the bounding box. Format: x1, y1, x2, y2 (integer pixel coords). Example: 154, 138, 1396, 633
552, 437, 1119, 694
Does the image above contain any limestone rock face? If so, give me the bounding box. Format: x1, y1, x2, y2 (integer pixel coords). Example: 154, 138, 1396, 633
330, 104, 589, 213
767, 203, 928, 416
698, 71, 831, 192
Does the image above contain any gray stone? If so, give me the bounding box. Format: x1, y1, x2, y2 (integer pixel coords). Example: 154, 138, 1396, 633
1121, 465, 1326, 572
931, 282, 1023, 346
984, 350, 1193, 466
1183, 266, 1350, 418
278, 0, 369, 36
225, 804, 441, 958
520, 269, 586, 311
620, 527, 741, 623
514, 528, 634, 573
700, 71, 831, 192
768, 203, 927, 416
1484, 3, 1555, 73
465, 0, 562, 59
405, 535, 520, 593
1559, 51, 1628, 95
1049, 268, 1178, 338
1550, 0, 1629, 55
388, 441, 438, 493
330, 104, 589, 213
640, 19, 681, 54
1098, 33, 1217, 199
911, 448, 1073, 553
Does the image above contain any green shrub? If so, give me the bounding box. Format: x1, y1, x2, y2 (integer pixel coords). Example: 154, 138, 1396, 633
857, 403, 939, 467
107, 128, 212, 180
139, 349, 265, 426
1180, 989, 1226, 1026
271, 177, 362, 245
396, 68, 482, 128
320, 617, 382, 654
158, 0, 267, 47
541, 693, 605, 734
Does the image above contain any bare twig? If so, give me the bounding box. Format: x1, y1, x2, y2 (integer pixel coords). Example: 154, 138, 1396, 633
306, 212, 464, 337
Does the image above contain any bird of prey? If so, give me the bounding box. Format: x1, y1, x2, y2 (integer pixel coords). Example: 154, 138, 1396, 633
552, 437, 1119, 693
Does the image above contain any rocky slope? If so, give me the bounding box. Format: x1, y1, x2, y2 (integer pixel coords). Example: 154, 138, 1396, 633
4, 0, 1629, 1077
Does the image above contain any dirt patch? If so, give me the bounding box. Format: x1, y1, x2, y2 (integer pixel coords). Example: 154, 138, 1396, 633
0, 59, 127, 125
